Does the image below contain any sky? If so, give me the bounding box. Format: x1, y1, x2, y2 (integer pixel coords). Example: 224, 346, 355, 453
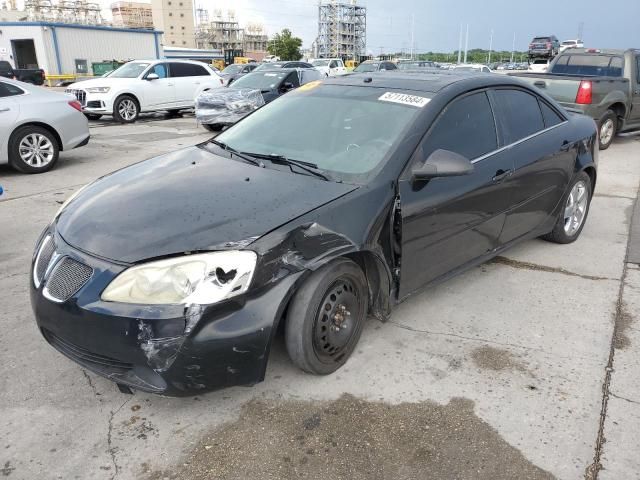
29, 0, 640, 53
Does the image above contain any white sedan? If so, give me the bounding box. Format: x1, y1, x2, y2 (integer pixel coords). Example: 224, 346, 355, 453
66, 59, 224, 123
0, 78, 89, 173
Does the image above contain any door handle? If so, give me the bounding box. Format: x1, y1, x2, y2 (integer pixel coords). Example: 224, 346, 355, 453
492, 169, 512, 183
0, 108, 9, 112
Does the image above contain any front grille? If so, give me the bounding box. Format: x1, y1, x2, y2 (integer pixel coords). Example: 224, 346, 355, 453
44, 257, 93, 302
42, 328, 133, 372
34, 236, 55, 287
66, 89, 86, 106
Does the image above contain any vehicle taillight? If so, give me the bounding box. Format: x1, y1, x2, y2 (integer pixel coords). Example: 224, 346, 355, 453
68, 100, 83, 112
575, 80, 592, 104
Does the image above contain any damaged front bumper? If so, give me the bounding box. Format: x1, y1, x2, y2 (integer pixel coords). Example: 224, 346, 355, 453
30, 231, 302, 396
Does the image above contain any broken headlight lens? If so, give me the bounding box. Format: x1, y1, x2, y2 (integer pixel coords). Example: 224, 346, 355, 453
101, 251, 257, 305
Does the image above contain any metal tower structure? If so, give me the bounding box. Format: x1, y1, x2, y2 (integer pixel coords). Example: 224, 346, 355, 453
317, 0, 366, 60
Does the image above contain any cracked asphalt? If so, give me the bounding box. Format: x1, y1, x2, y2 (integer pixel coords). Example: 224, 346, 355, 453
1, 115, 639, 479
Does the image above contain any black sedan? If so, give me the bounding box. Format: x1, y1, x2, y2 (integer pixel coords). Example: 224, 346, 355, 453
31, 72, 597, 396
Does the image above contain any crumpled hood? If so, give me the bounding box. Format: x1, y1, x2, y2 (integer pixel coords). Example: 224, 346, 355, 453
55, 146, 357, 263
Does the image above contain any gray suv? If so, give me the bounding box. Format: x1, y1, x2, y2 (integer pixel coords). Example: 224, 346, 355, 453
528, 36, 560, 58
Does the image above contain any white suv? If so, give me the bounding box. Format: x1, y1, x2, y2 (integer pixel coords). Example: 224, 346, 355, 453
311, 58, 348, 77
66, 60, 224, 123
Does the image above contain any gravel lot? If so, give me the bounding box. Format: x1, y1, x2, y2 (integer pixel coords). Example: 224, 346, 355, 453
1, 115, 639, 480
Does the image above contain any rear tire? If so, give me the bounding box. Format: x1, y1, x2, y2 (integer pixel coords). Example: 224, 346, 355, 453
8, 125, 59, 174
203, 123, 224, 132
285, 258, 368, 375
598, 110, 617, 150
113, 95, 139, 123
541, 171, 592, 244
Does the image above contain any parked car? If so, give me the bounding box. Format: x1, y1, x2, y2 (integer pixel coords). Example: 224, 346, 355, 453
560, 39, 584, 53
453, 64, 492, 73
528, 58, 551, 73
218, 63, 259, 86
253, 61, 314, 71
353, 60, 398, 72
196, 68, 322, 131
311, 58, 348, 77
397, 60, 436, 70
32, 72, 597, 396
65, 59, 224, 123
528, 36, 560, 58
510, 48, 640, 149
0, 78, 89, 173
263, 55, 280, 63
0, 60, 45, 85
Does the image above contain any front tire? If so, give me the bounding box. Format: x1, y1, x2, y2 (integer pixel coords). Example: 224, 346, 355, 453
285, 258, 368, 375
542, 171, 592, 244
8, 126, 59, 174
598, 110, 617, 150
113, 95, 139, 123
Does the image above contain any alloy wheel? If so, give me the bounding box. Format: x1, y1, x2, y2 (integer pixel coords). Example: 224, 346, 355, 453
118, 99, 137, 121
600, 119, 615, 146
563, 180, 588, 236
19, 133, 54, 167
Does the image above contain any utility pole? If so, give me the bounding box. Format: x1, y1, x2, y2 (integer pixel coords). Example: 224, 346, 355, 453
457, 23, 463, 64
463, 23, 469, 64
410, 14, 415, 60
577, 21, 584, 40
488, 29, 493, 64
510, 32, 515, 63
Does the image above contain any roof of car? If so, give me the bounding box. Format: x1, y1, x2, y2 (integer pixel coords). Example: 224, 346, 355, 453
325, 70, 525, 93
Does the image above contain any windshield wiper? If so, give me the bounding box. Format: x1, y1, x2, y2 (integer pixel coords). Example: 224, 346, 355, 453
241, 152, 331, 181
209, 139, 261, 167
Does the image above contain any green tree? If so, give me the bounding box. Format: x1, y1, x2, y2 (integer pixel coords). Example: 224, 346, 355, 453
267, 29, 303, 61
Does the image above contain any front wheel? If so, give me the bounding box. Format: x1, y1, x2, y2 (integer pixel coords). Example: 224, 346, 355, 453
285, 258, 368, 375
541, 171, 592, 244
113, 95, 139, 123
598, 110, 617, 150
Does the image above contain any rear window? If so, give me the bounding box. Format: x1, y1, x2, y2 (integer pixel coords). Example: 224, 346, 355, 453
493, 89, 545, 144
0, 81, 24, 97
551, 54, 624, 77
533, 37, 551, 42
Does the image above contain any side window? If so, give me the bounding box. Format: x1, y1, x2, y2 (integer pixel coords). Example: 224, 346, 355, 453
387, 63, 397, 70
170, 62, 208, 77
338, 60, 344, 68
189, 64, 209, 76
493, 89, 545, 144
329, 60, 337, 69
539, 100, 564, 128
421, 91, 497, 161
0, 81, 24, 97
148, 63, 168, 78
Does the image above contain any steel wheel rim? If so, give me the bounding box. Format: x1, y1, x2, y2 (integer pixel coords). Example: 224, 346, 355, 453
19, 133, 54, 167
312, 277, 361, 363
118, 99, 137, 120
600, 119, 614, 145
563, 180, 588, 236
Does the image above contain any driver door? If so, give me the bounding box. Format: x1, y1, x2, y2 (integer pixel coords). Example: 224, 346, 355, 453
397, 91, 514, 299
141, 63, 175, 109
0, 81, 21, 149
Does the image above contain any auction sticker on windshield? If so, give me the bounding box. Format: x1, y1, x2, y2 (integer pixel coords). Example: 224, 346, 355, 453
378, 92, 430, 108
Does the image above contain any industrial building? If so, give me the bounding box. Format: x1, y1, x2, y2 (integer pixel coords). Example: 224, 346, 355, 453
0, 21, 162, 74
110, 1, 153, 29
151, 0, 195, 47
317, 0, 366, 61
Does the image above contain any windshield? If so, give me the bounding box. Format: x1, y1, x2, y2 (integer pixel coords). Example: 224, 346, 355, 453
231, 71, 288, 90
254, 63, 283, 71
551, 54, 624, 77
215, 85, 427, 183
312, 60, 330, 67
222, 64, 243, 74
109, 62, 151, 78
355, 63, 379, 72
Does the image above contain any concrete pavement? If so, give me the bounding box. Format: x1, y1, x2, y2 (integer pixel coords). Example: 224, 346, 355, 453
1, 117, 639, 479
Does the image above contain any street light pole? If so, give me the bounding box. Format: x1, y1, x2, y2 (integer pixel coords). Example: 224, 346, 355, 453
510, 32, 515, 63
463, 23, 469, 64
488, 29, 493, 64
457, 23, 462, 64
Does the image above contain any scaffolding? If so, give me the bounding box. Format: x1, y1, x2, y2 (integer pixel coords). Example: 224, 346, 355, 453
111, 1, 153, 29
317, 0, 366, 60
24, 0, 103, 24
195, 11, 267, 57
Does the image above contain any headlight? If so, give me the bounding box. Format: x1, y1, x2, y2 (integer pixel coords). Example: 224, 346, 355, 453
101, 251, 257, 305
86, 86, 110, 93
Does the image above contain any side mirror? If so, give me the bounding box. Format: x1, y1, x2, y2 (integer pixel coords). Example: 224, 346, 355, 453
412, 149, 474, 180
281, 82, 295, 92
146, 73, 159, 81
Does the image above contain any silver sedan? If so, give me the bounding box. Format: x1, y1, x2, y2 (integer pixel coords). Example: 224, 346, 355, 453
0, 78, 89, 173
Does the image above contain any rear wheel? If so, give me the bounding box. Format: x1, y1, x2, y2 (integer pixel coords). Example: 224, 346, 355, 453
8, 126, 59, 174
598, 110, 617, 150
113, 95, 139, 123
542, 171, 592, 244
285, 258, 368, 375
203, 123, 224, 132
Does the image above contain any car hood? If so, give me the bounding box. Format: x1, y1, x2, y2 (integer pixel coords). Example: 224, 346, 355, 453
55, 146, 358, 263
68, 77, 134, 89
